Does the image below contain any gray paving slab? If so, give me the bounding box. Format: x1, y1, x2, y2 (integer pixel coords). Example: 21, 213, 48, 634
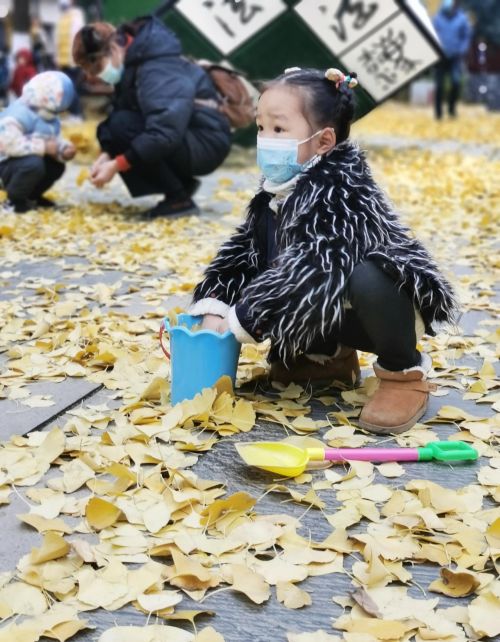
0, 379, 102, 437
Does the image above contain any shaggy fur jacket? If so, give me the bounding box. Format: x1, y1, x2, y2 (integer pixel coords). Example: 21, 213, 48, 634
192, 141, 457, 362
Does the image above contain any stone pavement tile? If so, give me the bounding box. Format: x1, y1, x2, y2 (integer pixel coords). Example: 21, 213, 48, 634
0, 378, 102, 438
0, 388, 116, 572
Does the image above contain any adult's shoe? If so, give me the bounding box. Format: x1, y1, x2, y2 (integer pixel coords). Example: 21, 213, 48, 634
142, 197, 199, 219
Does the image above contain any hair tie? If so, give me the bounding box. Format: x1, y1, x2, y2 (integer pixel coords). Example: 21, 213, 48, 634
284, 67, 301, 75
325, 67, 358, 89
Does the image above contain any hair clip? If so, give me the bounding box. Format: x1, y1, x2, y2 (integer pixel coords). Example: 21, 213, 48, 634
325, 67, 344, 87
325, 68, 358, 89
284, 67, 302, 74
345, 72, 358, 89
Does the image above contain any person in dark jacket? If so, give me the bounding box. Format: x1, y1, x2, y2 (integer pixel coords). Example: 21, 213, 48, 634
433, 0, 471, 119
72, 17, 232, 217
191, 67, 458, 435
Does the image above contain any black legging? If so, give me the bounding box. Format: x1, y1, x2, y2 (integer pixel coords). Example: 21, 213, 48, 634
308, 261, 421, 371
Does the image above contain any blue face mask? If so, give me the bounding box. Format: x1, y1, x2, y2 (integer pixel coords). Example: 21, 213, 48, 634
256, 131, 323, 184
98, 60, 124, 85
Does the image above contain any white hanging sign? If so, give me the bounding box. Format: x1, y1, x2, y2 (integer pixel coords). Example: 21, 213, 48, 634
294, 0, 399, 56
294, 0, 441, 101
176, 0, 287, 55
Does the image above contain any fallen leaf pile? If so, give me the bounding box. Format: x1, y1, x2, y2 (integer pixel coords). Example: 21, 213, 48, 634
0, 103, 498, 641
62, 121, 101, 165
353, 101, 500, 147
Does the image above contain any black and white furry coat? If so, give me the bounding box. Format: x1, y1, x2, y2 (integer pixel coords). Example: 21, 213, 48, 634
192, 141, 457, 363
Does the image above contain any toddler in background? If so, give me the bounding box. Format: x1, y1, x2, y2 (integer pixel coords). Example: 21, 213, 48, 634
0, 71, 76, 213
10, 48, 37, 97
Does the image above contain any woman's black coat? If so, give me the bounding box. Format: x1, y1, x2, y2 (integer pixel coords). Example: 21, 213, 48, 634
97, 17, 231, 174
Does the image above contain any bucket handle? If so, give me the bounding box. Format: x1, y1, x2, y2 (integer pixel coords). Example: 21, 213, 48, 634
159, 321, 170, 360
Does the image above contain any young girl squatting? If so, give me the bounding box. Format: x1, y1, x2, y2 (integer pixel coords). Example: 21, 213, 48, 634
190, 67, 457, 435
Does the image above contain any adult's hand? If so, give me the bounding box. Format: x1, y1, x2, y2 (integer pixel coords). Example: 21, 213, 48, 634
90, 152, 111, 178
91, 159, 118, 188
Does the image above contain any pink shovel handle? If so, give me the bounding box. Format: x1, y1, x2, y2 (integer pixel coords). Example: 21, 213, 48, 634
324, 448, 419, 462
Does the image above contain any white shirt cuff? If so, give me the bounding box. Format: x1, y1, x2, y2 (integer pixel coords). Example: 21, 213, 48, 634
228, 306, 258, 344
189, 298, 230, 318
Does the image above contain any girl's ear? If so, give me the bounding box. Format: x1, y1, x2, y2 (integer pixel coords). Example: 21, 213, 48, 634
316, 127, 336, 155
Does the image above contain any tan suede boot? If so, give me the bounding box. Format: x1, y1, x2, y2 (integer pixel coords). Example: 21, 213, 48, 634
270, 347, 361, 387
358, 354, 436, 434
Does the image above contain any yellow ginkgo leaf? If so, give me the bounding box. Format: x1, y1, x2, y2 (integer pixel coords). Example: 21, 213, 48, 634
429, 567, 481, 597
229, 564, 270, 604
194, 627, 225, 642
75, 168, 90, 186
85, 497, 122, 531
276, 581, 311, 609
30, 532, 70, 565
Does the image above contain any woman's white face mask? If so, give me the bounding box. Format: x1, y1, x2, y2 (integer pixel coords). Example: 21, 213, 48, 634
98, 59, 124, 85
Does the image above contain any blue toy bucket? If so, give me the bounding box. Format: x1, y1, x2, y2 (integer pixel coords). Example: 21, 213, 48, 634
159, 314, 241, 404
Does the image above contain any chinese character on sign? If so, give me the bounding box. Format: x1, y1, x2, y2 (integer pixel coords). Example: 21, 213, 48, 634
330, 0, 379, 43
294, 0, 397, 54
203, 0, 263, 38
357, 27, 421, 92
341, 11, 439, 101
177, 0, 287, 55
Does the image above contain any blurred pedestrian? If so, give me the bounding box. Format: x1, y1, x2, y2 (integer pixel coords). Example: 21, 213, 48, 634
10, 49, 37, 97
0, 71, 76, 213
31, 18, 56, 72
55, 0, 85, 118
0, 46, 8, 106
433, 0, 472, 119
72, 17, 231, 217
0, 21, 8, 106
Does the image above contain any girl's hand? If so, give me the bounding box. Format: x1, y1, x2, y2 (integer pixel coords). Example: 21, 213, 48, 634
45, 138, 59, 157
91, 159, 118, 188
202, 314, 230, 334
